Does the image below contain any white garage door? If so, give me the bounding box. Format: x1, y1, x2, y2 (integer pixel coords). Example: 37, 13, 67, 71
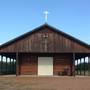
38, 57, 53, 76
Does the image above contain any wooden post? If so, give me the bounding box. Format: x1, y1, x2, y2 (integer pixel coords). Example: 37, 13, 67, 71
6, 57, 7, 74
16, 52, 19, 76
80, 58, 82, 75
88, 56, 90, 76
10, 58, 11, 73
84, 57, 85, 76
77, 59, 78, 75
14, 59, 15, 73
11, 59, 12, 73
13, 59, 14, 73
72, 53, 75, 76
0, 55, 1, 74
1, 55, 3, 75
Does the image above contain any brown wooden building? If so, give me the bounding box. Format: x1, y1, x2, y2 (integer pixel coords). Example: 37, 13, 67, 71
0, 24, 90, 76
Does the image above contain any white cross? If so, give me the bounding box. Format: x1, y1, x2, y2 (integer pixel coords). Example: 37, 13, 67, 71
44, 11, 49, 22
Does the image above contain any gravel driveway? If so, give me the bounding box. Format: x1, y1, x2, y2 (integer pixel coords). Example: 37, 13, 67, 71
0, 76, 90, 90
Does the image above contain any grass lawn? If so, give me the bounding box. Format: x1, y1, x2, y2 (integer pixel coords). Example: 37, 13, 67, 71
0, 76, 90, 90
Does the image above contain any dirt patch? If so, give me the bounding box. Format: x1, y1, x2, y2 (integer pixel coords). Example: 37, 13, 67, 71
0, 76, 90, 90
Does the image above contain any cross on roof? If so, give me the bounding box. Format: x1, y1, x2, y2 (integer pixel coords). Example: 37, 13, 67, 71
44, 11, 49, 22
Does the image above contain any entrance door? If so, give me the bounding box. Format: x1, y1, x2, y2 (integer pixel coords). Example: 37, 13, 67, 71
38, 57, 53, 76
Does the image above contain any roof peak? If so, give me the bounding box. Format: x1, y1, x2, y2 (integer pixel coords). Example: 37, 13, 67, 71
42, 23, 50, 26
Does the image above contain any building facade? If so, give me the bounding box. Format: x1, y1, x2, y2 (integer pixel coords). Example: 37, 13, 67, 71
0, 24, 90, 76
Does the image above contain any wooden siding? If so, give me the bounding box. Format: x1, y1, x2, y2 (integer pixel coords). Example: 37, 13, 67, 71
18, 54, 38, 75
53, 54, 72, 75
16, 53, 72, 75
0, 27, 89, 53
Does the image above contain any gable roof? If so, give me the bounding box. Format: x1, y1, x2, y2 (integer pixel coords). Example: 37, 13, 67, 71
0, 23, 90, 49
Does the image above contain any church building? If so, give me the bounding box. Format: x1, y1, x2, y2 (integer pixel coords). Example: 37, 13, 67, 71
0, 24, 90, 76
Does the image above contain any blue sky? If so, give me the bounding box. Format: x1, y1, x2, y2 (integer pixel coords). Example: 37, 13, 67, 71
0, 0, 90, 45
